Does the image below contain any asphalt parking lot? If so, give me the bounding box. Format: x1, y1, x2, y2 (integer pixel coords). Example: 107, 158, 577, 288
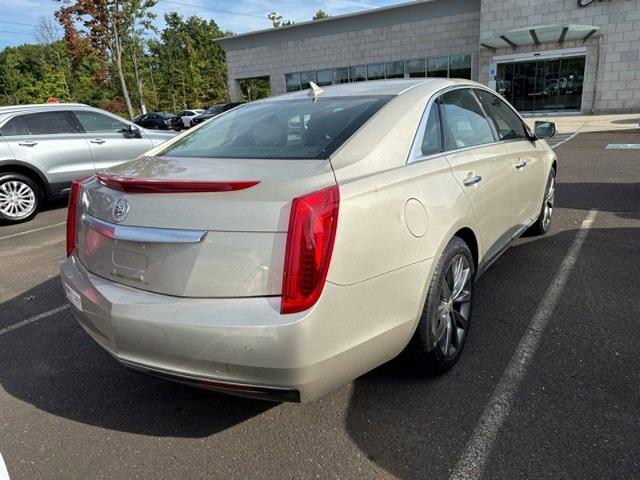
1, 129, 639, 480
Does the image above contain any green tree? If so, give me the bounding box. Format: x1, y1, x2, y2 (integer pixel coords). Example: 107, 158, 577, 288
312, 10, 329, 20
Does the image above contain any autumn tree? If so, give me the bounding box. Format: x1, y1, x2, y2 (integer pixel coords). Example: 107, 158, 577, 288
55, 0, 157, 119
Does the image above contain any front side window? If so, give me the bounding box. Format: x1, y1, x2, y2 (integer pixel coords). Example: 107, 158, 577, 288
439, 89, 495, 151
74, 110, 128, 133
160, 96, 391, 160
22, 111, 74, 135
1, 116, 30, 136
475, 90, 527, 141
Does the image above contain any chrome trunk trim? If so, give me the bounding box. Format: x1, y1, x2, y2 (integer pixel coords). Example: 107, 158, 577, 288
81, 214, 206, 244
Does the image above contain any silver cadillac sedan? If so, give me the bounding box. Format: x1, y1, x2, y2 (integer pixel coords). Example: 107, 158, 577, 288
61, 79, 557, 402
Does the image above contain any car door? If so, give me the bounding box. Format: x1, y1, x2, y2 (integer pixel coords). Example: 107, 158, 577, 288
439, 88, 518, 262
72, 109, 154, 171
3, 111, 94, 193
475, 89, 546, 228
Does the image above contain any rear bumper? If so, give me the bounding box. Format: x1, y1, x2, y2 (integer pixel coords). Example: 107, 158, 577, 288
60, 255, 431, 402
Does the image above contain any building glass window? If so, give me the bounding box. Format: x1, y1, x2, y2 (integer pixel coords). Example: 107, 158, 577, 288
300, 71, 316, 90
405, 59, 426, 78
449, 54, 472, 79
349, 65, 367, 82
316, 69, 333, 86
286, 73, 301, 92
367, 63, 385, 81
385, 61, 404, 79
427, 56, 449, 78
333, 67, 349, 84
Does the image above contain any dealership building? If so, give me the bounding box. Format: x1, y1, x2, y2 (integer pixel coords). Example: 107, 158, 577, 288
216, 0, 640, 114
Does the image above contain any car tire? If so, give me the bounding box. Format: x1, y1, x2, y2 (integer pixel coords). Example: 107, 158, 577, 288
0, 173, 41, 223
526, 168, 556, 236
409, 236, 474, 375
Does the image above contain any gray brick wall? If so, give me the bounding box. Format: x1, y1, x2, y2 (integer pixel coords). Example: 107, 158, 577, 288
223, 9, 481, 99
479, 0, 640, 112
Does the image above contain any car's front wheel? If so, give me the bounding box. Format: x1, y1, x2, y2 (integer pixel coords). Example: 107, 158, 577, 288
0, 173, 41, 223
410, 236, 474, 374
527, 168, 556, 236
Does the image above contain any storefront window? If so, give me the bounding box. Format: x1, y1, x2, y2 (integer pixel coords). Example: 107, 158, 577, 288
300, 71, 316, 90
385, 61, 404, 79
427, 56, 449, 78
316, 69, 333, 86
449, 54, 472, 79
367, 63, 385, 81
333, 67, 349, 84
285, 73, 301, 92
405, 59, 426, 78
349, 65, 367, 82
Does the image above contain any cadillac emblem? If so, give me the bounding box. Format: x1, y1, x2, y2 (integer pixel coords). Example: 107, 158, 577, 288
112, 198, 130, 223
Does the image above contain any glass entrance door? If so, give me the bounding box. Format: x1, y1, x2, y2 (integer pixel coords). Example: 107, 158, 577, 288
496, 56, 585, 112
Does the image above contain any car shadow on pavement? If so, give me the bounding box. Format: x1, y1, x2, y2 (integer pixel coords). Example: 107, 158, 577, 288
343, 219, 640, 479
0, 277, 273, 439
554, 182, 640, 220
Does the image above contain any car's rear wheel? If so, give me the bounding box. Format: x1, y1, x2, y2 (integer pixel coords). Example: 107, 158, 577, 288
527, 168, 556, 236
0, 173, 41, 223
410, 237, 474, 374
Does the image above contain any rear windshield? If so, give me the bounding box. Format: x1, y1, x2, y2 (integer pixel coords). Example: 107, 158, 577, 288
160, 96, 391, 160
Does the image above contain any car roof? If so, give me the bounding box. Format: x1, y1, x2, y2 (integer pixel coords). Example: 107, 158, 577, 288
263, 78, 481, 102
0, 103, 89, 115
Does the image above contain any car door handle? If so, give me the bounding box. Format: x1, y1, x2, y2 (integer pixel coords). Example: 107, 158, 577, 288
463, 175, 482, 186
18, 141, 38, 147
515, 160, 527, 169
90, 138, 106, 145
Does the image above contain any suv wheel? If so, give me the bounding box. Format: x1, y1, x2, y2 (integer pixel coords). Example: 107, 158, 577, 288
410, 237, 474, 374
0, 173, 41, 223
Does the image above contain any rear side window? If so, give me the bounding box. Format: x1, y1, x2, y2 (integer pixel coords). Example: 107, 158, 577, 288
439, 89, 495, 151
1, 116, 30, 136
475, 90, 527, 141
420, 104, 442, 157
23, 111, 74, 135
161, 96, 391, 160
74, 110, 128, 133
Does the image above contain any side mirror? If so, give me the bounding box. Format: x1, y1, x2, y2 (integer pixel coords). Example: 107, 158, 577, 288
534, 121, 556, 139
122, 124, 142, 138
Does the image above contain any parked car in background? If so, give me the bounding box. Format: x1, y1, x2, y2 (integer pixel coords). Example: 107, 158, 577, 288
61, 79, 557, 402
0, 103, 175, 223
190, 103, 244, 126
133, 112, 176, 130
171, 109, 205, 130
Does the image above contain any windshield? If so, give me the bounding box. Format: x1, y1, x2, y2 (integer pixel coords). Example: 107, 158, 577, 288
160, 96, 391, 160
204, 106, 225, 115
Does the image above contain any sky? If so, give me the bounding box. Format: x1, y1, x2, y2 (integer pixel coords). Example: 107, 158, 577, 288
0, 0, 404, 49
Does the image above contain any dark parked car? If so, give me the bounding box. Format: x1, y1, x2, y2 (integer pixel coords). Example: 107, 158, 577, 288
134, 112, 176, 130
190, 103, 244, 126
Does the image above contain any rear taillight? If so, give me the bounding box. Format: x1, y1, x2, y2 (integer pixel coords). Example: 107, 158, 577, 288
281, 185, 339, 314
66, 177, 89, 257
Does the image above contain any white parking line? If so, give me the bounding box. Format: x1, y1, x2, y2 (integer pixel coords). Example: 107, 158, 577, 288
0, 453, 10, 480
449, 209, 597, 480
0, 221, 66, 241
0, 304, 70, 336
550, 128, 582, 150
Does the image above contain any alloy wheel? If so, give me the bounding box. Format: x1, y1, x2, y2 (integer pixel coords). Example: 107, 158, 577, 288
434, 254, 472, 357
0, 180, 36, 219
542, 173, 555, 230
